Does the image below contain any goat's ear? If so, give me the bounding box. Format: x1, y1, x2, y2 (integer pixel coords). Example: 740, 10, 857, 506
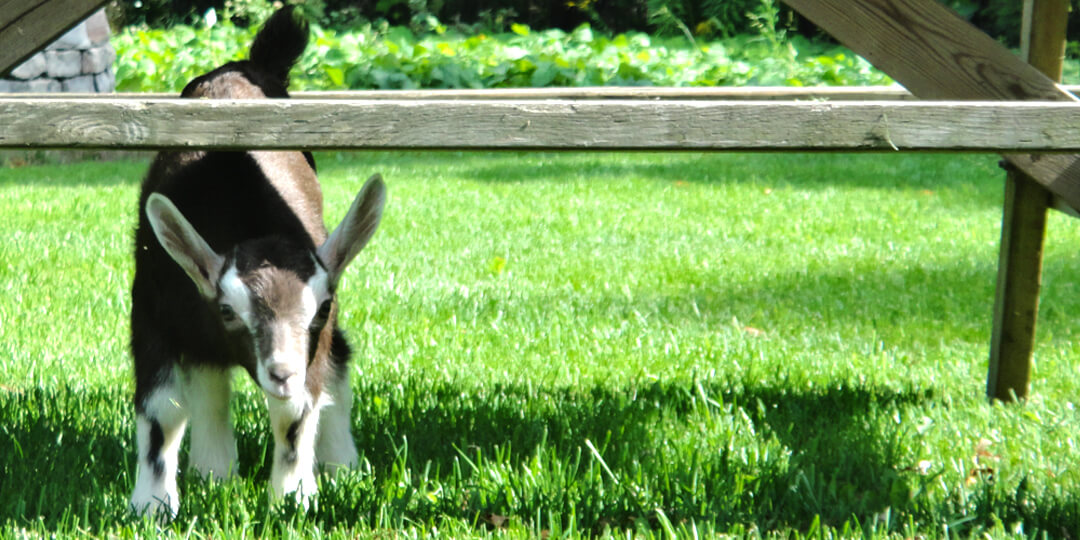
145, 193, 225, 299
318, 174, 385, 284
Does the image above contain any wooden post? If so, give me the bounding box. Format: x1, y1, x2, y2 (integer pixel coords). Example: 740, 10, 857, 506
986, 0, 1067, 401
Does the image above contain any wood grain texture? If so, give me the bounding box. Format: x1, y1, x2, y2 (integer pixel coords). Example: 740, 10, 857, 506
1024, 0, 1069, 80
986, 0, 1066, 402
782, 0, 1064, 100
0, 0, 107, 76
4, 98, 1080, 152
782, 0, 1080, 208
988, 170, 1049, 401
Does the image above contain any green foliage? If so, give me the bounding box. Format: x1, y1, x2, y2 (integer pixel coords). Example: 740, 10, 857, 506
107, 0, 1080, 47
4, 151, 1080, 538
647, 0, 799, 40
112, 15, 892, 92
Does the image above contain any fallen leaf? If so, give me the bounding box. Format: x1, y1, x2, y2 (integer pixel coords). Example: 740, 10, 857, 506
975, 438, 1000, 461
482, 513, 509, 529
742, 326, 766, 338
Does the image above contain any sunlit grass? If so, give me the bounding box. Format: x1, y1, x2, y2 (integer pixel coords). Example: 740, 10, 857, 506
1, 151, 1079, 537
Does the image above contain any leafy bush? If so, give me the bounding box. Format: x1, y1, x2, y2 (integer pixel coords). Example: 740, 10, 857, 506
108, 0, 1072, 46
112, 16, 892, 92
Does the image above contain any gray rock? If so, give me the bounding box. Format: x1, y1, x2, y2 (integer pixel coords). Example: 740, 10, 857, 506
27, 78, 61, 92
85, 11, 111, 46
5, 79, 32, 92
48, 23, 91, 50
62, 75, 96, 92
10, 53, 46, 80
94, 68, 116, 92
82, 46, 116, 74
46, 50, 83, 78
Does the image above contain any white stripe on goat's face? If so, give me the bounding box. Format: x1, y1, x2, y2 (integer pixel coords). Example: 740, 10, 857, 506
220, 259, 331, 400
219, 266, 255, 331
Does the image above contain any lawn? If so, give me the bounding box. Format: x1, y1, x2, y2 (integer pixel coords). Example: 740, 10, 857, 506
1, 151, 1079, 538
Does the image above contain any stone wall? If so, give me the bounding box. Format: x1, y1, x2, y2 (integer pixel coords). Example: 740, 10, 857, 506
0, 10, 115, 93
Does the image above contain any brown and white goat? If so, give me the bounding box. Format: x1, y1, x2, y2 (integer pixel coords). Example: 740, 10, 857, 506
129, 7, 385, 517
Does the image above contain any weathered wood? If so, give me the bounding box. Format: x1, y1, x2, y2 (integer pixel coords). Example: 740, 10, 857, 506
0, 0, 108, 76
988, 170, 1050, 400
1024, 0, 1068, 81
4, 98, 1080, 151
987, 0, 1067, 402
781, 0, 1080, 210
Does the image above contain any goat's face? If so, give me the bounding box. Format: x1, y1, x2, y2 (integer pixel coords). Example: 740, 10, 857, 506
215, 240, 331, 398
144, 175, 385, 399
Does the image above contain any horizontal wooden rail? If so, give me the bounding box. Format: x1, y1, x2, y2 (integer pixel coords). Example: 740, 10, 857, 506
8, 85, 1078, 101
4, 98, 1080, 152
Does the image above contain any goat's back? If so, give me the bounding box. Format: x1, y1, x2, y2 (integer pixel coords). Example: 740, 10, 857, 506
132, 150, 321, 368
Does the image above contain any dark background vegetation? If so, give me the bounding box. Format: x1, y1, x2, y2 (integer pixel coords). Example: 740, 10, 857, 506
105, 0, 1042, 46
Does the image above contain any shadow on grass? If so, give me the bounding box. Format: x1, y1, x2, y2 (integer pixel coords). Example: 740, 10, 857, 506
0, 386, 133, 529
0, 157, 148, 187
2, 378, 1078, 535
1, 151, 1005, 214
322, 151, 1005, 208
352, 376, 1080, 535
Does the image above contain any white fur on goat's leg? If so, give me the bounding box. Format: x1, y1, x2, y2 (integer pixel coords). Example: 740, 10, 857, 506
267, 394, 319, 503
131, 379, 188, 518
316, 369, 358, 473
183, 366, 237, 480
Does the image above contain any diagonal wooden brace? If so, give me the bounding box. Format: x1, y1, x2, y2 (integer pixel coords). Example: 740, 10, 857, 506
782, 0, 1080, 210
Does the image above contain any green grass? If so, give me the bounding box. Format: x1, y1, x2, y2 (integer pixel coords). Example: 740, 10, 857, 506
2, 151, 1080, 538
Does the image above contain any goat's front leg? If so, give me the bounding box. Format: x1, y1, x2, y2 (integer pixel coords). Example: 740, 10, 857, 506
267, 395, 319, 503
316, 365, 358, 473
182, 366, 237, 480
131, 370, 188, 518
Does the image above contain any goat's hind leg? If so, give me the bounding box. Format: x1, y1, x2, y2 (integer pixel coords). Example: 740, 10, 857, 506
131, 365, 188, 518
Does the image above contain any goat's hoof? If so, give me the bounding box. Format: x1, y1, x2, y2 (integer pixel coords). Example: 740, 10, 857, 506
130, 492, 179, 522
270, 474, 317, 510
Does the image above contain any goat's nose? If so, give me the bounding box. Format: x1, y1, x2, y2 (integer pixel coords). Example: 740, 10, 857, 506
268, 365, 296, 385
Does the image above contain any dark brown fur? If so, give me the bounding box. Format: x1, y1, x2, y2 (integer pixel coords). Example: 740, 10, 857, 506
130, 6, 345, 410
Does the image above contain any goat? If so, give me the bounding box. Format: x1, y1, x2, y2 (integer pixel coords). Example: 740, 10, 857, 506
129, 6, 385, 517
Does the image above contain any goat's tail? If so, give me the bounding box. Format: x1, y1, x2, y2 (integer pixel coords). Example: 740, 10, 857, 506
249, 6, 309, 87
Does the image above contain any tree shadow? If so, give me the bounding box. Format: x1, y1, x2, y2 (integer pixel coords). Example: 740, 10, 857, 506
449, 151, 1001, 201
351, 374, 1079, 534
0, 386, 133, 528
0, 155, 148, 187
319, 151, 1005, 208
3, 376, 1078, 535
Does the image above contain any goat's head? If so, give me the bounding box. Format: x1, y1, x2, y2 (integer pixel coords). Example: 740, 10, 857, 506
144, 175, 385, 399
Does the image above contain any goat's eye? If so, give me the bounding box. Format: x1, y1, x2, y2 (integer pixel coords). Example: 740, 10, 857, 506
220, 304, 237, 322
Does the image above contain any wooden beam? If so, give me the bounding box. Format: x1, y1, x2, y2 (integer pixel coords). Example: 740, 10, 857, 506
0, 0, 108, 76
988, 168, 1050, 401
4, 98, 1080, 151
987, 0, 1068, 402
781, 0, 1080, 210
